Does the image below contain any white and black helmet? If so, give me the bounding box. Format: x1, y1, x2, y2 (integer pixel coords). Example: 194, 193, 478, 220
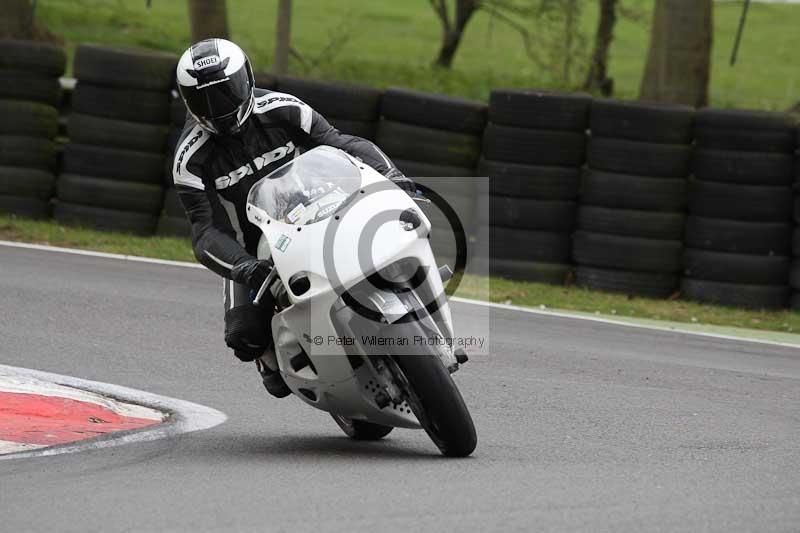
176, 39, 255, 135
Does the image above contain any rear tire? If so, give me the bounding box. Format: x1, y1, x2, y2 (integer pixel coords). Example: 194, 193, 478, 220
330, 415, 393, 441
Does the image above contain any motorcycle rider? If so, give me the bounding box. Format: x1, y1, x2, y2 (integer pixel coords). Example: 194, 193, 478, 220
173, 39, 413, 397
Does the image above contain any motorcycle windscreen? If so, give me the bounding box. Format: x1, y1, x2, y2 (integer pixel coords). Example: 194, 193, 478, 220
248, 147, 362, 226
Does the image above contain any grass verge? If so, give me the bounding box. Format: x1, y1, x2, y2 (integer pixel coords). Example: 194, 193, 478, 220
1, 214, 798, 334
456, 276, 800, 335
0, 215, 194, 262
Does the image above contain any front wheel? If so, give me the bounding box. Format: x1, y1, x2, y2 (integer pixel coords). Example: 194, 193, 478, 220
330, 414, 394, 440
388, 325, 477, 457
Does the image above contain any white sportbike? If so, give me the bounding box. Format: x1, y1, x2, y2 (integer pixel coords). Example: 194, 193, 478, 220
246, 146, 476, 457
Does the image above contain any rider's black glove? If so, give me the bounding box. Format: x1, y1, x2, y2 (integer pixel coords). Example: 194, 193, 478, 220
231, 258, 273, 290
386, 168, 416, 196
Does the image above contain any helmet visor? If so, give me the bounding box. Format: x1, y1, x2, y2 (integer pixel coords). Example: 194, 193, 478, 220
197, 99, 253, 135
182, 67, 252, 124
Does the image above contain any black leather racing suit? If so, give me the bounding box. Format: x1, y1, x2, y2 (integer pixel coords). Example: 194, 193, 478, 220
172, 88, 404, 360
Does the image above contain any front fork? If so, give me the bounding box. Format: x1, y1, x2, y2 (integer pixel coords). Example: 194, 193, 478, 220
349, 288, 462, 409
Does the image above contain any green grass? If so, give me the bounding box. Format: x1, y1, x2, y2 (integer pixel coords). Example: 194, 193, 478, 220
2, 214, 798, 334
456, 275, 800, 334
36, 0, 800, 109
0, 214, 194, 261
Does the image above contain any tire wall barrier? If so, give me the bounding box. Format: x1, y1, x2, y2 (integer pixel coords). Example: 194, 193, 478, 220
474, 91, 590, 284
156, 90, 192, 239
376, 88, 486, 270
575, 99, 693, 298
57, 44, 178, 235
682, 110, 796, 309
792, 143, 800, 310
1, 39, 799, 310
0, 38, 64, 218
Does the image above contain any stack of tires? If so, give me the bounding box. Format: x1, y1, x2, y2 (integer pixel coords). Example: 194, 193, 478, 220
794, 141, 800, 309
276, 77, 382, 141
157, 188, 191, 238
0, 39, 65, 219
573, 100, 694, 297
155, 91, 191, 238
254, 72, 278, 91
376, 88, 486, 268
478, 90, 589, 283
57, 45, 177, 234
682, 109, 795, 309
57, 79, 74, 144
167, 90, 187, 153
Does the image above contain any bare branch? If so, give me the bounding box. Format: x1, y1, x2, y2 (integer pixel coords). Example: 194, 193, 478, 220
455, 0, 480, 28
429, 0, 452, 32
480, 3, 549, 70
294, 9, 356, 73
482, 0, 541, 19
618, 3, 647, 23
431, 0, 480, 67
289, 46, 309, 69
308, 27, 352, 69
584, 0, 618, 95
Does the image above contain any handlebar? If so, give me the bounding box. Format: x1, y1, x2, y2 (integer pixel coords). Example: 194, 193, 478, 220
253, 267, 277, 306
412, 190, 431, 204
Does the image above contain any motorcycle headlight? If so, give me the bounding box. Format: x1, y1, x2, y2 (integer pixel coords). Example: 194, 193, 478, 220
378, 258, 420, 284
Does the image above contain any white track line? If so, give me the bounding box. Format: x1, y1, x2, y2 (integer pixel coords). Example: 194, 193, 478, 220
0, 441, 46, 454
451, 297, 800, 350
1, 239, 799, 350
0, 364, 226, 461
0, 240, 204, 269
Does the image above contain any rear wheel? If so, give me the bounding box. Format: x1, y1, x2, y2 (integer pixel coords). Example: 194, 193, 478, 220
330, 415, 393, 441
385, 323, 477, 457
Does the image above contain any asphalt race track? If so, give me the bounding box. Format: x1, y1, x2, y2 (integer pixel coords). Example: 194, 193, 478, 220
1, 245, 799, 532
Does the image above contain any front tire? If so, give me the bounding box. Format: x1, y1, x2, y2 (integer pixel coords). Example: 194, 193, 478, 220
330, 414, 394, 441
387, 324, 477, 457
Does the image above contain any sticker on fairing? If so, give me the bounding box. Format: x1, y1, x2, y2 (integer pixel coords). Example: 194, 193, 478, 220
275, 234, 292, 252
286, 204, 306, 224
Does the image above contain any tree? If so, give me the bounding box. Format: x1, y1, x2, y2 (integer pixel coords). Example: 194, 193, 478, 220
640, 0, 713, 107
0, 0, 60, 42
431, 0, 590, 85
273, 0, 292, 75
188, 0, 230, 42
430, 0, 481, 68
0, 0, 33, 39
559, 0, 582, 86
483, 0, 589, 86
583, 0, 618, 95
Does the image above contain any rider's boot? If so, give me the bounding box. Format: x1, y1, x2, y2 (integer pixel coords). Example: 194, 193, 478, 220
254, 349, 291, 398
